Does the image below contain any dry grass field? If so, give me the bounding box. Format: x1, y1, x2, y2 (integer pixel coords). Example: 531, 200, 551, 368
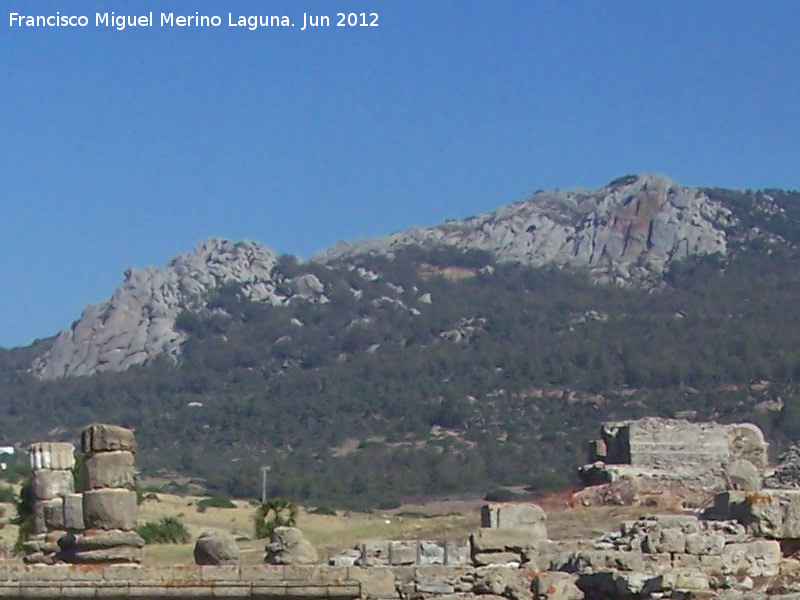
0, 490, 681, 566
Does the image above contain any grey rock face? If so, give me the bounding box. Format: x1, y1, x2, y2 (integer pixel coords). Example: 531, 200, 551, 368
32, 239, 295, 379
194, 530, 240, 565
314, 174, 733, 286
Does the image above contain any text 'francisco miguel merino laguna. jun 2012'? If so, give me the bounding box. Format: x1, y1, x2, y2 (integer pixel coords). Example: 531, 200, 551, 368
8, 11, 380, 31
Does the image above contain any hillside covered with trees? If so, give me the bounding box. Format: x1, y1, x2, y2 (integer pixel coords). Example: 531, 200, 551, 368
1, 186, 800, 509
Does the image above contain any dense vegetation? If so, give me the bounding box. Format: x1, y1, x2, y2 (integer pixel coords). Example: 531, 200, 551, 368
1, 188, 800, 509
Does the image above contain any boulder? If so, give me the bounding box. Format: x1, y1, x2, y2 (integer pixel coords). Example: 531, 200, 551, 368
194, 531, 239, 565
265, 526, 318, 565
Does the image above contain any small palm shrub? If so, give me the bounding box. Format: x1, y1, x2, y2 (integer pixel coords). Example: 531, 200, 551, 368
254, 499, 297, 539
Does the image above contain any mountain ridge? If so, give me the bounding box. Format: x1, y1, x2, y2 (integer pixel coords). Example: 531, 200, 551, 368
27, 174, 782, 379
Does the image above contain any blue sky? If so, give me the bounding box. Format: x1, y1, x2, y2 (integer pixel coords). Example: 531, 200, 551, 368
1, 1, 799, 348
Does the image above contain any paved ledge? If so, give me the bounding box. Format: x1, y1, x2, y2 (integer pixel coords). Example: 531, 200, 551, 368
0, 566, 363, 599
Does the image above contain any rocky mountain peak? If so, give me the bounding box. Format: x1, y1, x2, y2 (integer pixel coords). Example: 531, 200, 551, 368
31, 239, 293, 379
315, 173, 734, 285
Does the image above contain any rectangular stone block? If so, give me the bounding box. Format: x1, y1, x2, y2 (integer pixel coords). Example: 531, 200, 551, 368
161, 586, 214, 597
85, 451, 135, 490
211, 585, 251, 598
239, 565, 286, 581
82, 489, 137, 531
82, 424, 137, 453
471, 527, 546, 553
480, 502, 546, 530
200, 566, 240, 582
359, 541, 389, 566
64, 494, 85, 531
284, 585, 329, 598
128, 586, 173, 598
388, 541, 417, 565
43, 499, 65, 531
28, 442, 75, 471
327, 584, 361, 598
672, 553, 700, 569
32, 470, 74, 501
283, 565, 348, 583
170, 566, 203, 582
251, 585, 289, 597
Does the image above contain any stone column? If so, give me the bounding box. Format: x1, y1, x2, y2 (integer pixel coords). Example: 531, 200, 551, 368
61, 424, 144, 563
24, 442, 75, 563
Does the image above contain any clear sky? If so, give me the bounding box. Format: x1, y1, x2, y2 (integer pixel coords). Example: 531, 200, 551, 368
1, 1, 799, 348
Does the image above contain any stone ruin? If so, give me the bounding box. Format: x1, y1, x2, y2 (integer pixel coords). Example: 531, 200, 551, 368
22, 423, 144, 564
16, 416, 800, 600
574, 417, 768, 508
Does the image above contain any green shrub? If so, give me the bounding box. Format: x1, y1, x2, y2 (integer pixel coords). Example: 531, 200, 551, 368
13, 479, 35, 554
196, 494, 236, 513
136, 517, 191, 544
483, 487, 519, 502
309, 505, 337, 516
0, 486, 16, 504
524, 472, 571, 494
254, 499, 297, 539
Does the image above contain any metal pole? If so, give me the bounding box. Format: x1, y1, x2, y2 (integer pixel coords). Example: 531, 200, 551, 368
261, 466, 270, 504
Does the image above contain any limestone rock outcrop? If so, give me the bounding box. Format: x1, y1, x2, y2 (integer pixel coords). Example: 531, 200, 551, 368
314, 174, 734, 286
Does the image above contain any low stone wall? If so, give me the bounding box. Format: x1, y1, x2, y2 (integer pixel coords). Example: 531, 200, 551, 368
0, 564, 362, 599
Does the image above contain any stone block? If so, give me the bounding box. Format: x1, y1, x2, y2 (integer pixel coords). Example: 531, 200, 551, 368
32, 469, 74, 501
43, 499, 64, 531
642, 528, 685, 554
672, 553, 700, 569
699, 554, 727, 575
64, 494, 85, 531
359, 541, 389, 566
83, 489, 138, 531
684, 532, 725, 555
673, 570, 710, 591
65, 547, 143, 564
28, 442, 75, 471
532, 572, 583, 600
64, 530, 145, 551
387, 541, 416, 566
471, 527, 547, 553
82, 424, 137, 454
84, 451, 135, 490
721, 540, 781, 578
442, 542, 468, 566
418, 541, 444, 565
472, 552, 522, 566
481, 502, 546, 530
346, 567, 396, 600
